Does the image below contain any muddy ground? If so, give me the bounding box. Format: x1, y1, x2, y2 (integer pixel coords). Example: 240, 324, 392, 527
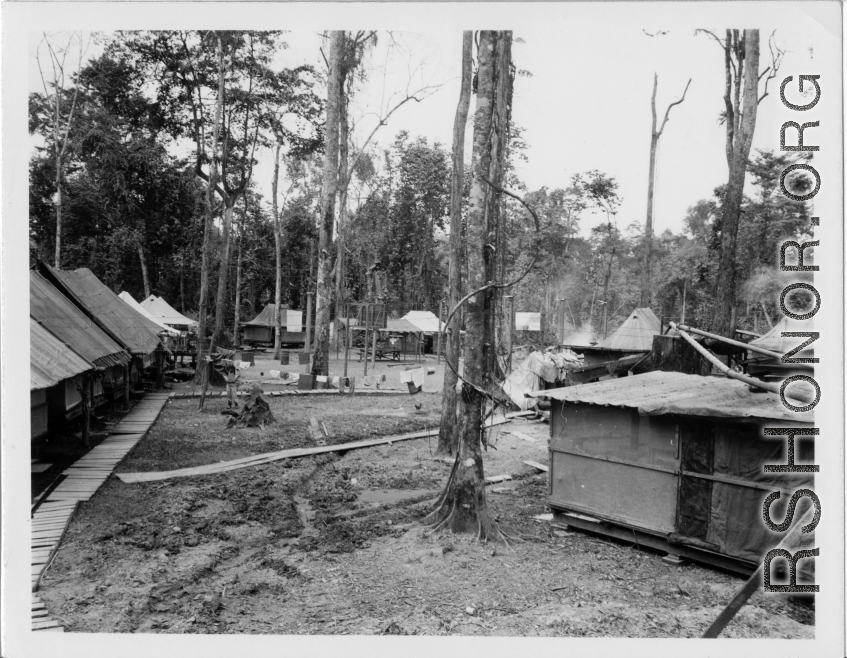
37, 353, 813, 638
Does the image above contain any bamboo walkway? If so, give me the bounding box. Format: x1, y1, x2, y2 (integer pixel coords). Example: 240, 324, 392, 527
30, 392, 171, 631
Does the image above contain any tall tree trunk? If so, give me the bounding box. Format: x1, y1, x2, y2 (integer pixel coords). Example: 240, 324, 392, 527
424, 31, 511, 543
212, 201, 236, 347
54, 169, 63, 268
272, 143, 283, 359
334, 88, 349, 350
194, 32, 225, 379
233, 207, 244, 347
179, 254, 186, 313
311, 31, 344, 377
640, 75, 660, 308
437, 31, 473, 456
137, 242, 151, 298
712, 30, 760, 336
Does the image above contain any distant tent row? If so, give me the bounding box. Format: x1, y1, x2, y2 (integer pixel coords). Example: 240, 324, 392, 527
30, 262, 167, 442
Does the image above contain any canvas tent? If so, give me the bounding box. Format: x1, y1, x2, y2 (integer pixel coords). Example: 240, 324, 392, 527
244, 303, 304, 344
30, 318, 94, 439
596, 307, 660, 352
119, 291, 180, 336
748, 314, 815, 355
141, 295, 196, 328
529, 371, 815, 577
400, 310, 441, 333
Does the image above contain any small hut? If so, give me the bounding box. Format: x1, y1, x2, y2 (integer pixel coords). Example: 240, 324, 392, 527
400, 310, 441, 354
529, 371, 815, 577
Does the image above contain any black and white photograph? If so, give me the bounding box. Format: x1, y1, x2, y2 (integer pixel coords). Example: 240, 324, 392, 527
2, 2, 844, 656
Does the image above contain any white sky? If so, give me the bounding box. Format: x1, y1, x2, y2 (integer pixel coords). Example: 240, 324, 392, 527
30, 25, 821, 237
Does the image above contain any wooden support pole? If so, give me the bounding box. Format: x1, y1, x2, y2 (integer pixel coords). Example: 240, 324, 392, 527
558, 298, 566, 346
343, 317, 350, 380
436, 300, 444, 365
123, 362, 130, 411
370, 311, 378, 371
504, 295, 514, 374
81, 375, 91, 450
669, 322, 813, 404
675, 322, 810, 366
363, 304, 370, 377
155, 349, 164, 389
304, 291, 313, 372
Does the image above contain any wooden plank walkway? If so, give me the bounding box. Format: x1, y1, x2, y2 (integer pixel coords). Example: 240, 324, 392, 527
31, 392, 171, 631
168, 389, 408, 399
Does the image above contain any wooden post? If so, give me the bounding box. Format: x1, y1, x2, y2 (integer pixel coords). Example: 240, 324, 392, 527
304, 291, 313, 372
504, 295, 514, 374
370, 312, 378, 371
436, 300, 444, 365
155, 348, 164, 389
123, 362, 131, 410
81, 374, 91, 450
363, 304, 370, 377
343, 317, 350, 380
558, 298, 566, 346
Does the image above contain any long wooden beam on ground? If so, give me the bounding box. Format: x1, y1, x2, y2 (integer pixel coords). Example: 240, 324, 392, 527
116, 417, 511, 484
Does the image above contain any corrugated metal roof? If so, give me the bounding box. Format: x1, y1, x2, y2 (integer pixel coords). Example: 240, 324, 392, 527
30, 271, 130, 368
31, 318, 93, 390
528, 370, 814, 423
596, 307, 660, 352
46, 266, 162, 355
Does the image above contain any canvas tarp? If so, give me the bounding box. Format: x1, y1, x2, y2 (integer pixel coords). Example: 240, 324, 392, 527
596, 307, 660, 352
44, 265, 162, 356
502, 349, 584, 410
400, 310, 441, 333
119, 291, 180, 336
141, 295, 197, 327
31, 271, 130, 369
245, 304, 302, 330
31, 318, 93, 390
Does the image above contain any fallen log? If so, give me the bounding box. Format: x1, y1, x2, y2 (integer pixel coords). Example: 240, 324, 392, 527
116, 417, 511, 483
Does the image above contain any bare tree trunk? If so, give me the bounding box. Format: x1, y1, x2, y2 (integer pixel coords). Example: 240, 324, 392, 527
437, 31, 473, 456
233, 208, 244, 347
712, 30, 760, 336
334, 89, 349, 351
212, 202, 236, 347
639, 74, 690, 308
311, 31, 344, 377
272, 143, 283, 359
760, 299, 774, 329
54, 170, 63, 268
194, 33, 225, 379
424, 31, 511, 544
179, 254, 186, 313
137, 242, 151, 298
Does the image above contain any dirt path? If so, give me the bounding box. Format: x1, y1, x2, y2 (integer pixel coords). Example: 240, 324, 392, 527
37, 391, 813, 638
